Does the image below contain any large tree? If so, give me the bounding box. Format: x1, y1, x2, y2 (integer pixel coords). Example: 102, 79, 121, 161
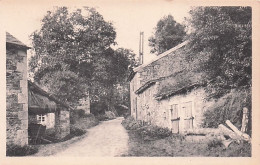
149, 14, 186, 55
185, 6, 252, 98
185, 7, 252, 133
30, 7, 137, 113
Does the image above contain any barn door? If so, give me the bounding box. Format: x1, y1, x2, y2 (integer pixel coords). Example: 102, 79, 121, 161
170, 104, 180, 133
182, 101, 194, 130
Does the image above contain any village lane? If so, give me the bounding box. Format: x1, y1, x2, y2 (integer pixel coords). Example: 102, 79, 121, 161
53, 117, 129, 157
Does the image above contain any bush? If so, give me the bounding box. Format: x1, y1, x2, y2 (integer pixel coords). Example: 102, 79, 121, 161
207, 139, 223, 149
136, 125, 172, 140
122, 116, 172, 140
6, 145, 38, 156
202, 88, 251, 135
70, 126, 86, 136
121, 116, 143, 130
226, 141, 251, 157
96, 111, 116, 121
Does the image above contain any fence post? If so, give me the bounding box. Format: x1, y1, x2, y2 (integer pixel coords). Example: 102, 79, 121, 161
241, 107, 249, 133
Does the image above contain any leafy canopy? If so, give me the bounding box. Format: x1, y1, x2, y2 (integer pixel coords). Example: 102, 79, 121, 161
30, 7, 121, 105
185, 6, 252, 98
149, 14, 186, 55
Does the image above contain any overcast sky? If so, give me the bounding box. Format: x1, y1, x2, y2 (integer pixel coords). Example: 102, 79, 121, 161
2, 1, 190, 64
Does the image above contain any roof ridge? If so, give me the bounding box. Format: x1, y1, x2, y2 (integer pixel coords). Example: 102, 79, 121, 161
6, 32, 30, 48
133, 41, 188, 72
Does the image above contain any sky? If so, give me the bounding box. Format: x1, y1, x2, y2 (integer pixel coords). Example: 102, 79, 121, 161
1, 0, 191, 64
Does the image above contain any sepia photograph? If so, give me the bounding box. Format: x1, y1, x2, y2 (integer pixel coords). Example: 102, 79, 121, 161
1, 0, 259, 164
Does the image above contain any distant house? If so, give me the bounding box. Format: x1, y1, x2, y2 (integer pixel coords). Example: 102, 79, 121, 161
129, 41, 212, 134
28, 81, 70, 140
76, 91, 90, 114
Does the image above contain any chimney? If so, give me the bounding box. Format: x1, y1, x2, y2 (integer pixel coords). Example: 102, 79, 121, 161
139, 32, 144, 65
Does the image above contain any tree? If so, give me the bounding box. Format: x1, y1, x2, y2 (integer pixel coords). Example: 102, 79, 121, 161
185, 6, 252, 98
90, 48, 138, 114
149, 15, 186, 55
30, 7, 138, 114
185, 7, 252, 133
30, 7, 116, 105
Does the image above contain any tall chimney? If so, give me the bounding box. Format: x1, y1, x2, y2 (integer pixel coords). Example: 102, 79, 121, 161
139, 32, 144, 65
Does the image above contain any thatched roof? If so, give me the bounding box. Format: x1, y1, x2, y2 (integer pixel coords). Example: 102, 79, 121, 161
6, 32, 30, 49
28, 81, 71, 114
155, 70, 207, 100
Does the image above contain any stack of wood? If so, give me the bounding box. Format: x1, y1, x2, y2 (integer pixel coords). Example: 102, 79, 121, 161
185, 107, 250, 148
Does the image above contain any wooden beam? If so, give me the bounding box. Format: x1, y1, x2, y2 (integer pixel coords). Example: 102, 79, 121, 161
226, 120, 250, 141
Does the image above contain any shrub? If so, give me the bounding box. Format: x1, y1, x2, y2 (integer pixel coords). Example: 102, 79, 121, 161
70, 126, 86, 137
226, 141, 251, 157
122, 116, 172, 140
6, 145, 38, 156
202, 88, 251, 135
207, 139, 223, 149
136, 125, 172, 140
121, 116, 143, 130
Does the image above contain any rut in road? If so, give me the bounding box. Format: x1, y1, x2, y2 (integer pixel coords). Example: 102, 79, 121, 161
54, 117, 129, 157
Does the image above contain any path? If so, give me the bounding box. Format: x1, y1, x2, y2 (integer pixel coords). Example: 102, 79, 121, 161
53, 117, 129, 157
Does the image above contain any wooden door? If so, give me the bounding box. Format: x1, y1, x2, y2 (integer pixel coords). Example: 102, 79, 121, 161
170, 104, 180, 133
182, 102, 194, 130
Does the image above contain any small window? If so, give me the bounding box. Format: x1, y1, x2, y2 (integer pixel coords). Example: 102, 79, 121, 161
37, 114, 46, 124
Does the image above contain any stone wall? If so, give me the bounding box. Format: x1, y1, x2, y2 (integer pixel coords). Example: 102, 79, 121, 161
55, 109, 70, 139
6, 45, 28, 146
159, 87, 213, 132
130, 44, 213, 133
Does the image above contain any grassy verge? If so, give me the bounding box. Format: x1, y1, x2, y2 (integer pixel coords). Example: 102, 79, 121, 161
122, 116, 251, 157
6, 145, 39, 156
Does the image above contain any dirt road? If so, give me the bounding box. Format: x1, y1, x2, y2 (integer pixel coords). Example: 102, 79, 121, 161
54, 117, 129, 157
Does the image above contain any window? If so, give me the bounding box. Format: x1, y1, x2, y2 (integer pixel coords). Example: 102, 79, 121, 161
37, 114, 46, 124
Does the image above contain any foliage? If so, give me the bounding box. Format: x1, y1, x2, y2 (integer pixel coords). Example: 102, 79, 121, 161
70, 126, 86, 137
202, 88, 252, 135
185, 7, 252, 98
207, 139, 223, 150
121, 116, 143, 130
70, 110, 99, 129
136, 125, 172, 141
30, 7, 116, 104
121, 116, 171, 140
30, 7, 137, 112
149, 14, 186, 55
6, 145, 39, 156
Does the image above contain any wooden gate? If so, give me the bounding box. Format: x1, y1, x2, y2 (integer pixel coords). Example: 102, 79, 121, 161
182, 101, 194, 130
170, 104, 180, 133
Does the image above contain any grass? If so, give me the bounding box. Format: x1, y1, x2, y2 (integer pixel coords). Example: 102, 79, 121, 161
6, 144, 39, 156
121, 116, 251, 157
123, 130, 251, 157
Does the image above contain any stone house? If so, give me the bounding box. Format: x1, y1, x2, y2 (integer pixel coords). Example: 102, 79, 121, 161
6, 32, 70, 146
6, 32, 30, 146
129, 41, 212, 134
28, 80, 70, 139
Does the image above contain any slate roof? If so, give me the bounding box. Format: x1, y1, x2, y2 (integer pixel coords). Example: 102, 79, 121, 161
6, 32, 30, 49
